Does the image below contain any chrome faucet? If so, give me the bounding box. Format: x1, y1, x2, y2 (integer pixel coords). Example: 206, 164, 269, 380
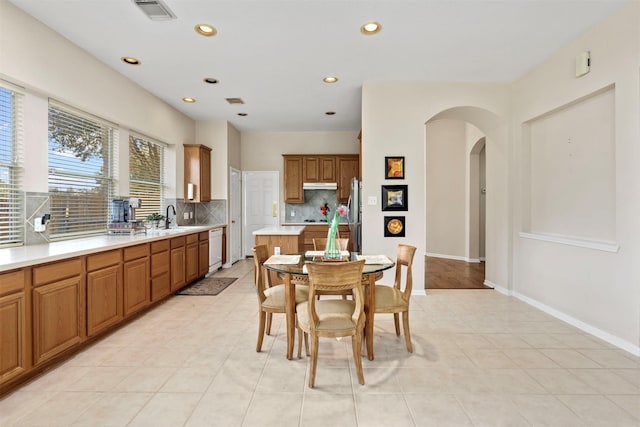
165, 204, 176, 229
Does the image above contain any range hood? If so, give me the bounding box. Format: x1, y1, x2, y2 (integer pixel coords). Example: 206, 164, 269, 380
303, 182, 337, 190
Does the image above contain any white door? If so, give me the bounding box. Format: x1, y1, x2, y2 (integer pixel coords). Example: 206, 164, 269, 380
230, 167, 242, 264
243, 171, 279, 257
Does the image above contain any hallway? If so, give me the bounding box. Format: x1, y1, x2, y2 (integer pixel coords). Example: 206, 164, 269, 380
425, 256, 490, 290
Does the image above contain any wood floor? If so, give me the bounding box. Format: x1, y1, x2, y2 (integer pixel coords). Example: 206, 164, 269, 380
424, 256, 490, 289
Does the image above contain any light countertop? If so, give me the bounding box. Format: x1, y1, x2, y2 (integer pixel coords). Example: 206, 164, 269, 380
253, 225, 305, 236
0, 224, 226, 273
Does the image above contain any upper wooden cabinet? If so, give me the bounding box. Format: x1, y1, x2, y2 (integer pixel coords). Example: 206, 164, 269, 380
337, 155, 359, 202
184, 144, 212, 203
284, 154, 359, 203
303, 156, 336, 182
283, 155, 304, 203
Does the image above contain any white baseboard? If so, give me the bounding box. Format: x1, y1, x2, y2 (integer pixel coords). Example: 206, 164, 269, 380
426, 252, 480, 263
513, 291, 640, 357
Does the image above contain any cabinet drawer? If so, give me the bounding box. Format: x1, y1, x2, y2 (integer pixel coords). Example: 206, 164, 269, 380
151, 251, 169, 277
86, 250, 121, 272
171, 236, 185, 248
151, 239, 170, 253
0, 269, 26, 295
186, 233, 198, 245
123, 244, 149, 262
199, 231, 209, 241
33, 258, 82, 287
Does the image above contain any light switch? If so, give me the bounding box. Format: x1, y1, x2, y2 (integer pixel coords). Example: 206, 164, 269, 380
183, 212, 189, 220
367, 196, 377, 206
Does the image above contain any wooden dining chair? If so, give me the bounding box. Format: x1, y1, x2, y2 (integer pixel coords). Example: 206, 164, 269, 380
252, 245, 309, 352
312, 237, 349, 252
312, 238, 351, 300
374, 244, 417, 352
296, 259, 366, 387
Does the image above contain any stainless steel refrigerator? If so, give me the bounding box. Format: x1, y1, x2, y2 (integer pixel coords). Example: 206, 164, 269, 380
348, 178, 362, 253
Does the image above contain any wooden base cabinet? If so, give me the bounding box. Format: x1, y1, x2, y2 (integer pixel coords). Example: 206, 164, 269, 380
170, 236, 186, 292
150, 240, 171, 302
0, 269, 29, 386
123, 245, 150, 318
86, 250, 122, 337
198, 231, 209, 278
185, 233, 199, 284
32, 258, 84, 366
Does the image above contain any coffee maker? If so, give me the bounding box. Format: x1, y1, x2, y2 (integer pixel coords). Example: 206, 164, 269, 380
108, 198, 145, 234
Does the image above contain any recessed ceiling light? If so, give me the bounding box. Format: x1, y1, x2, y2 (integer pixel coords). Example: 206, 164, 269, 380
121, 56, 141, 65
195, 23, 217, 37
203, 77, 219, 85
360, 21, 382, 35
323, 76, 338, 83
237, 113, 248, 117
325, 111, 336, 116
182, 97, 196, 103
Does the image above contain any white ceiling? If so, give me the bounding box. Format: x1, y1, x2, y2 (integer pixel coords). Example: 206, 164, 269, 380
8, 0, 630, 132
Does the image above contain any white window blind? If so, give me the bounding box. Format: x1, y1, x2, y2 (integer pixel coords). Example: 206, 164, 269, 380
0, 84, 24, 247
129, 133, 165, 221
48, 101, 118, 239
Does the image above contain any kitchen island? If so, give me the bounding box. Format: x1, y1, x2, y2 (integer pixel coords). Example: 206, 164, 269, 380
253, 225, 305, 255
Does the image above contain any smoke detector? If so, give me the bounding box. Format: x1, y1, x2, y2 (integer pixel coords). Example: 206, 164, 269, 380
133, 0, 177, 21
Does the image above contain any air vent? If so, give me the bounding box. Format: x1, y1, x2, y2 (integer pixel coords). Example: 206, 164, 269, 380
133, 0, 176, 21
225, 98, 245, 105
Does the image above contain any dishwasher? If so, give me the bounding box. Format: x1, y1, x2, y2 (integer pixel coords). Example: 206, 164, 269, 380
209, 228, 223, 272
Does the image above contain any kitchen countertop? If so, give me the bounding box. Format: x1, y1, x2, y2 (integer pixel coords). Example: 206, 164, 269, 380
0, 224, 226, 273
253, 225, 305, 235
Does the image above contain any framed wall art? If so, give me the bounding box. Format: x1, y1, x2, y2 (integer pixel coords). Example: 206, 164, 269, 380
385, 156, 405, 179
381, 185, 408, 211
384, 216, 405, 237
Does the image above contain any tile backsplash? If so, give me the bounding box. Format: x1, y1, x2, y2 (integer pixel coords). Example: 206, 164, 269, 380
285, 189, 347, 222
22, 192, 226, 246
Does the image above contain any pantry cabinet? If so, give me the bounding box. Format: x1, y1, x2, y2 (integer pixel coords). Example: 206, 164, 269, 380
184, 144, 212, 203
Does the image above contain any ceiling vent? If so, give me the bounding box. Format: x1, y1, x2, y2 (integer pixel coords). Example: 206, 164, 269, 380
225, 98, 245, 105
133, 0, 177, 21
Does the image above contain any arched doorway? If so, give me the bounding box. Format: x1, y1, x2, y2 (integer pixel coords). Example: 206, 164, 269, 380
424, 107, 502, 290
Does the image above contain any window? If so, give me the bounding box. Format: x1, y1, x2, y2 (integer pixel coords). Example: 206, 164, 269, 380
48, 101, 118, 239
129, 133, 165, 220
0, 84, 24, 247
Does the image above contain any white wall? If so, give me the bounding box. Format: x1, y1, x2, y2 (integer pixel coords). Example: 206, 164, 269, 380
361, 83, 511, 291
195, 120, 228, 200
425, 119, 467, 258
0, 1, 194, 196
511, 2, 640, 353
241, 131, 359, 217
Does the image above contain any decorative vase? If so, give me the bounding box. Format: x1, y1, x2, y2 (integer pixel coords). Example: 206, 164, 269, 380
324, 216, 342, 260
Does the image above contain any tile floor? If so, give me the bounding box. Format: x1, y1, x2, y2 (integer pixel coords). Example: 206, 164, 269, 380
1, 259, 639, 426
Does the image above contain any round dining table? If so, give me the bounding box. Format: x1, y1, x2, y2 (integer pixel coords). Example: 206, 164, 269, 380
263, 252, 395, 360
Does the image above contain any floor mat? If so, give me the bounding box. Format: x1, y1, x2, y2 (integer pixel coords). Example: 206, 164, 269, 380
176, 277, 238, 296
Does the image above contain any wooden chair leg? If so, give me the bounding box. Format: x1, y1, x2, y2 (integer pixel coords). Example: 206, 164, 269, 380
402, 311, 412, 353
297, 326, 303, 359
352, 332, 365, 385
304, 331, 309, 356
266, 313, 273, 335
256, 311, 266, 352
309, 336, 319, 388
393, 313, 401, 336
